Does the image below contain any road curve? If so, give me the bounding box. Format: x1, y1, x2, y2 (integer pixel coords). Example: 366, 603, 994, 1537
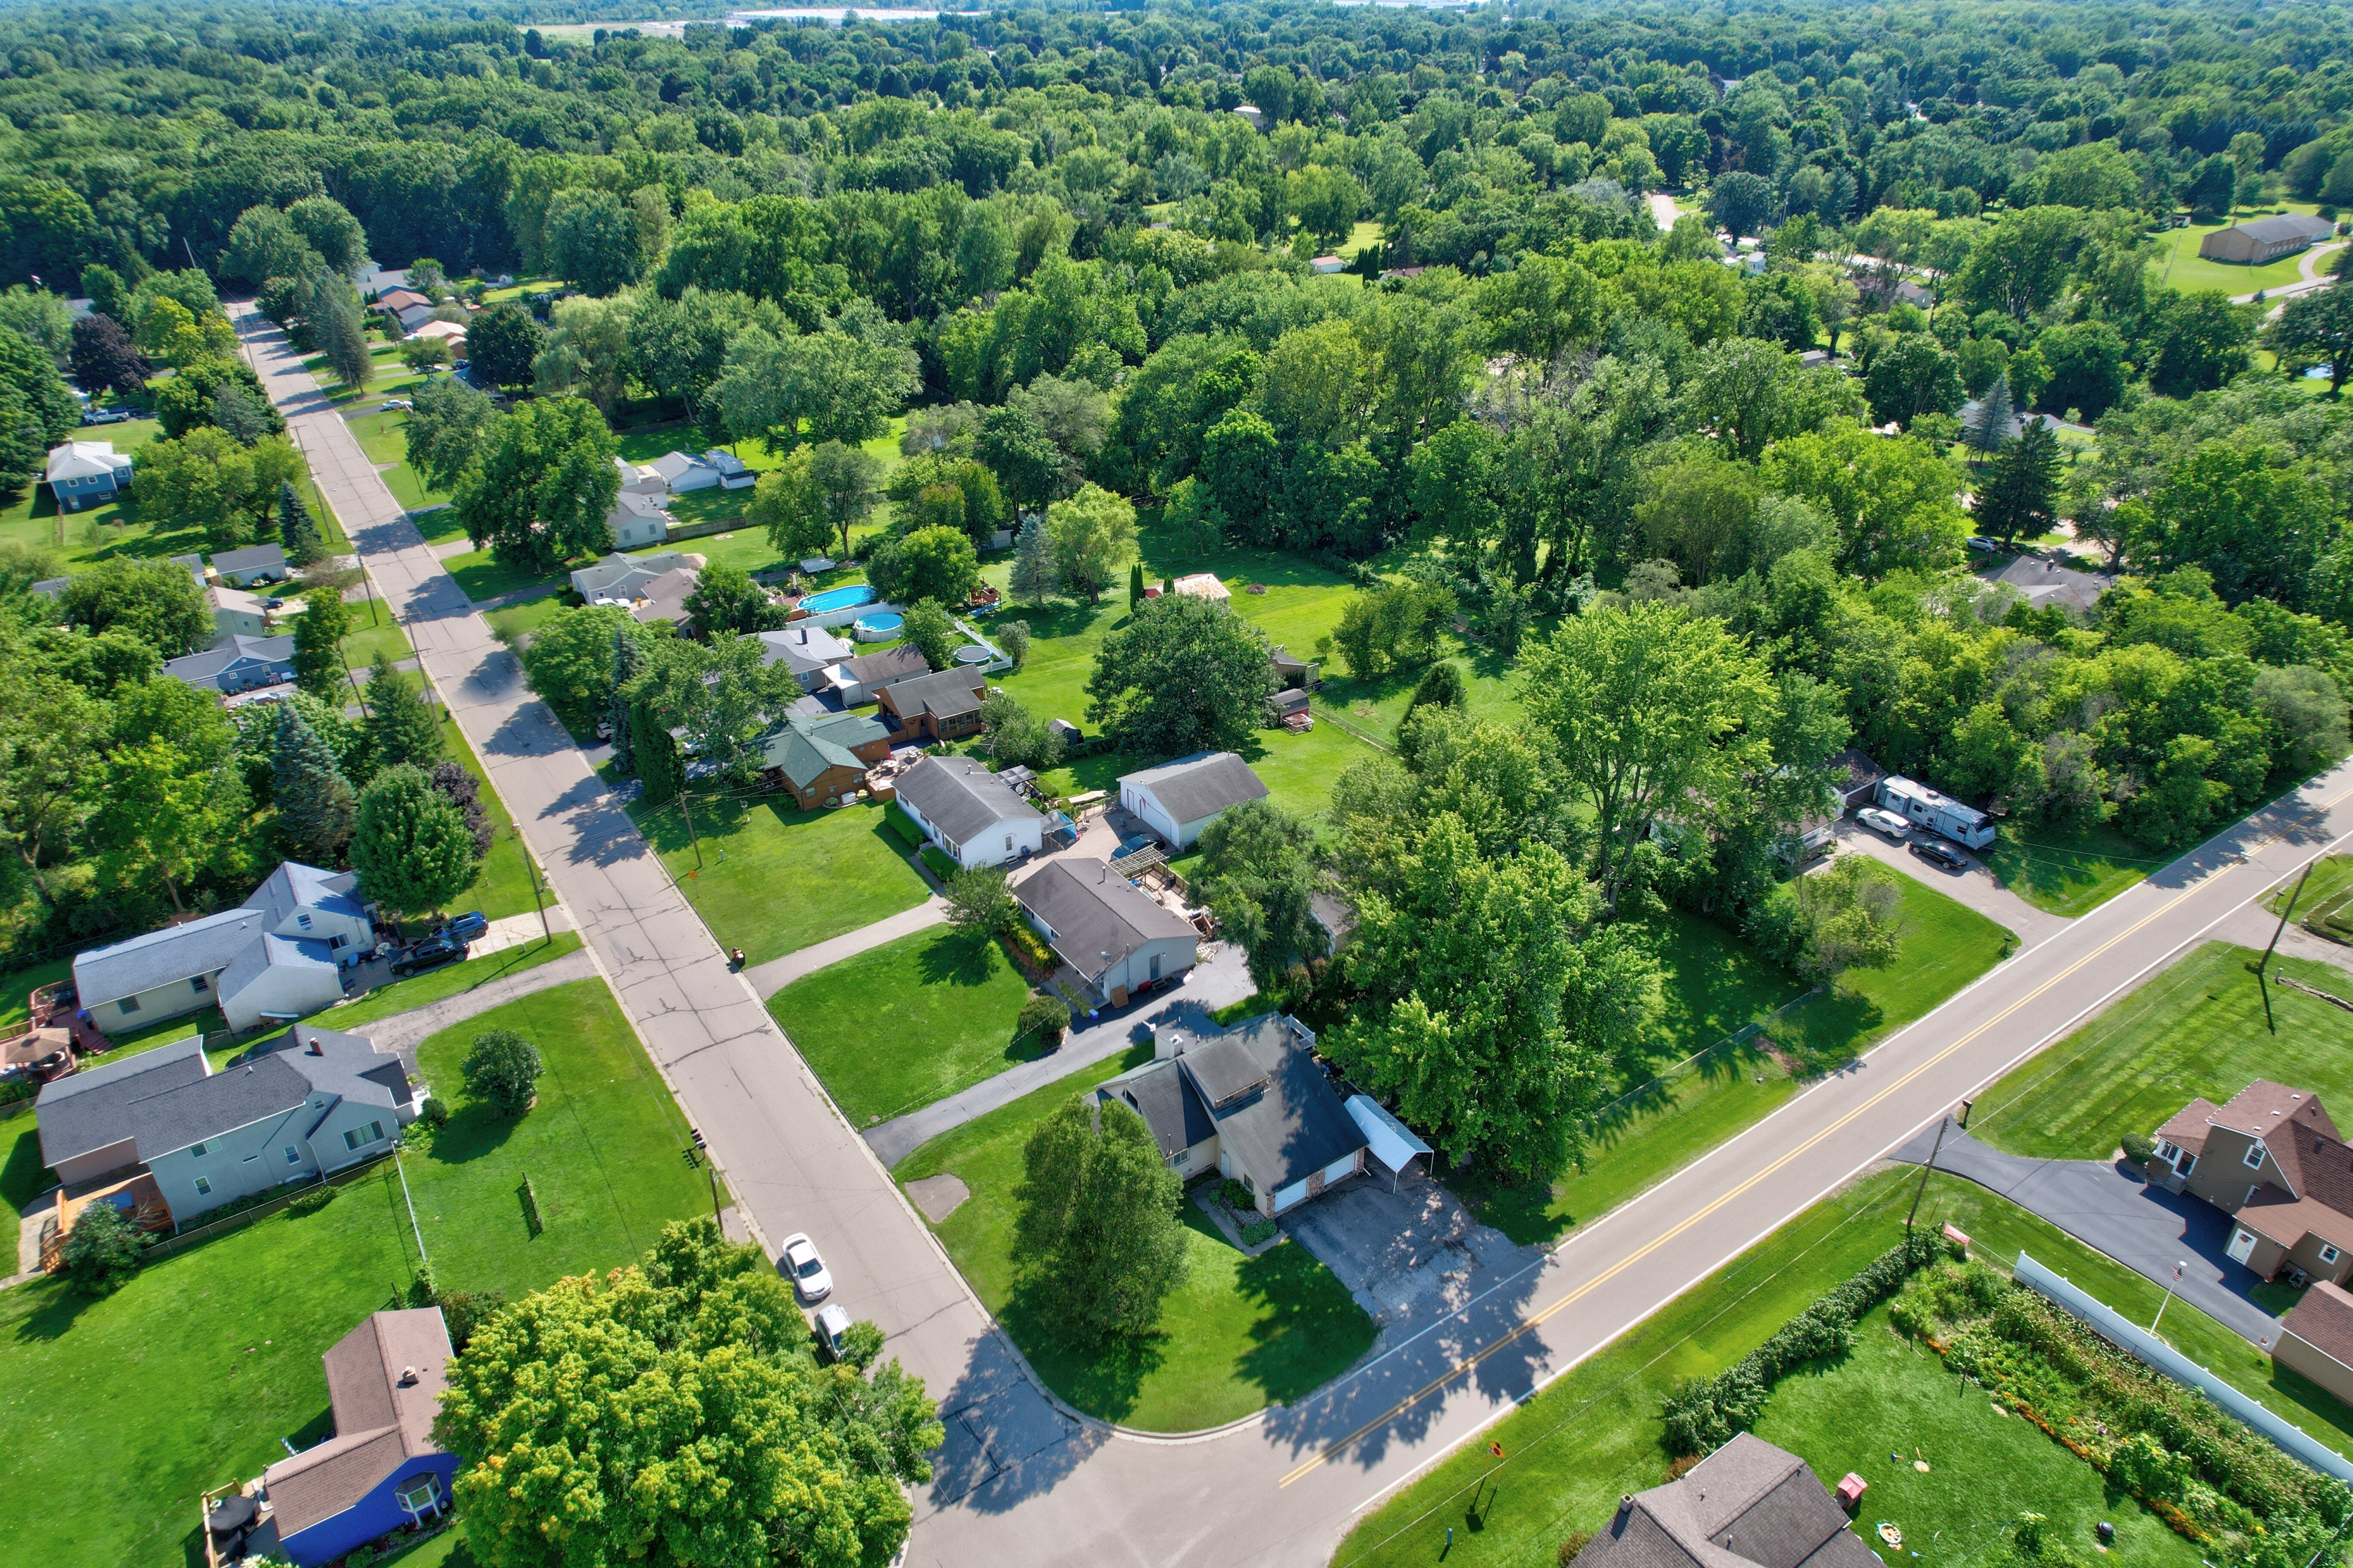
235, 305, 2353, 1568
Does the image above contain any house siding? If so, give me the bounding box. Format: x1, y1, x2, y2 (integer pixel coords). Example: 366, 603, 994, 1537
2276, 1329, 2353, 1407
148, 1103, 319, 1221
278, 1457, 461, 1568
90, 972, 226, 1034
2182, 1127, 2270, 1210
1098, 934, 1199, 1001
786, 762, 867, 811
53, 1137, 139, 1187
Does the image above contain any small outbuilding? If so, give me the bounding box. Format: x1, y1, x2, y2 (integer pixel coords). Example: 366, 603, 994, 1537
1118, 751, 1270, 849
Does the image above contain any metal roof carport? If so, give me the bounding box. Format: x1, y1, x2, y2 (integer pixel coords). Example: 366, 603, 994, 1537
1347, 1094, 1433, 1190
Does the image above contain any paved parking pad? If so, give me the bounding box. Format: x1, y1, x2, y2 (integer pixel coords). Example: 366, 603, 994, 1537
1280, 1172, 1537, 1338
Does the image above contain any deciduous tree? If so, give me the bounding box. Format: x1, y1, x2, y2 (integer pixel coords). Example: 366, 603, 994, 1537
1013, 1097, 1189, 1348
351, 763, 478, 915
363, 653, 443, 772
1197, 799, 1323, 988
1087, 591, 1272, 756
452, 397, 620, 571
1045, 483, 1137, 601
292, 586, 352, 699
867, 525, 979, 610
462, 1028, 543, 1115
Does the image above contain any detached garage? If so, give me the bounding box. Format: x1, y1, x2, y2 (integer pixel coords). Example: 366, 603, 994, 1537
1117, 751, 1269, 849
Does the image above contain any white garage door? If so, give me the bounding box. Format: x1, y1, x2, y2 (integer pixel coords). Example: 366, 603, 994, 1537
1321, 1153, 1359, 1187
1272, 1179, 1311, 1213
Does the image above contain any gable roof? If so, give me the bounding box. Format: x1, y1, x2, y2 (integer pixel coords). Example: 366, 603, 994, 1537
35, 1034, 208, 1167
648, 450, 713, 483
760, 709, 886, 789
894, 754, 1042, 844
758, 621, 854, 674
211, 543, 288, 576
1172, 572, 1230, 601
245, 861, 367, 926
884, 668, 987, 724
266, 1308, 453, 1540
840, 645, 931, 686
162, 634, 296, 688
72, 906, 271, 1007
1571, 1432, 1880, 1568
45, 441, 129, 483
1119, 751, 1269, 825
2230, 213, 2335, 244
214, 932, 339, 1018
630, 565, 699, 624
127, 1051, 312, 1158
1099, 1057, 1215, 1158
2284, 1279, 2353, 1369
1013, 858, 1196, 982
1178, 1013, 1364, 1194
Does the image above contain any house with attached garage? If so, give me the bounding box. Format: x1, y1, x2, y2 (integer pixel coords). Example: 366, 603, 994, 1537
893, 754, 1044, 869
254, 1308, 461, 1567
1095, 1010, 1367, 1217
2150, 1079, 2353, 1287
1117, 751, 1270, 850
71, 862, 378, 1036
211, 542, 289, 587
44, 440, 134, 510
34, 1024, 420, 1223
163, 633, 297, 694
1012, 857, 1197, 1007
757, 622, 856, 691
570, 549, 704, 603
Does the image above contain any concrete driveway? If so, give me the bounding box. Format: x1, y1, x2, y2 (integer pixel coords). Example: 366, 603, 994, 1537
1279, 1171, 1538, 1345
1892, 1121, 2281, 1344
1829, 816, 2068, 945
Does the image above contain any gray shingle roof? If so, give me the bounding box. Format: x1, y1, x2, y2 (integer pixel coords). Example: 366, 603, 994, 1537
1184, 1013, 1364, 1194
72, 906, 270, 1007
245, 861, 367, 925
1013, 859, 1197, 982
161, 635, 296, 690
128, 1052, 311, 1157
215, 933, 338, 1018
1099, 1057, 1215, 1158
1569, 1433, 1880, 1568
211, 543, 288, 576
885, 668, 988, 723
2231, 213, 2335, 244
758, 622, 854, 675
842, 645, 931, 686
895, 755, 1042, 845
35, 1034, 208, 1166
1120, 751, 1268, 826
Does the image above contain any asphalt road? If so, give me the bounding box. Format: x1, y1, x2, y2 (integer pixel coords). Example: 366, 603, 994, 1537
236, 309, 2353, 1568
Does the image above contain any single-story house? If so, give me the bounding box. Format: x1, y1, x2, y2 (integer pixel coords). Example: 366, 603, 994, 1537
211, 586, 301, 641
1309, 254, 1345, 274
373, 287, 430, 316
1171, 572, 1231, 603
649, 449, 723, 493
1097, 1011, 1364, 1215
627, 565, 699, 626
2277, 1279, 2353, 1405
2151, 1080, 2353, 1288
757, 622, 855, 690
613, 456, 669, 496
877, 668, 988, 741
893, 754, 1045, 868
607, 490, 675, 550
388, 301, 437, 333
261, 1308, 460, 1567
1566, 1432, 1882, 1568
45, 440, 134, 510
570, 550, 703, 603
1014, 857, 1198, 1005
1118, 751, 1270, 850
71, 861, 378, 1036
37, 1024, 419, 1220
211, 543, 289, 588
409, 319, 467, 356
825, 645, 932, 706
1981, 552, 2112, 613
2200, 212, 2336, 264
164, 633, 297, 695
760, 710, 891, 809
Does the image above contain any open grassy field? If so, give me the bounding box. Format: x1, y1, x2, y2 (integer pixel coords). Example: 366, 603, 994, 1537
631, 793, 930, 969
1459, 880, 2012, 1246
346, 406, 448, 513
1335, 1168, 2297, 1568
2148, 202, 2338, 297
767, 925, 1035, 1127
0, 973, 707, 1568
2272, 852, 2353, 942
1969, 940, 2353, 1162
338, 589, 415, 670
893, 1047, 1378, 1431
1983, 819, 2161, 917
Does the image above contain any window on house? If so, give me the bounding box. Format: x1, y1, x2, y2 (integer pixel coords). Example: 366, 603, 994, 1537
397, 1475, 442, 1513
193, 1176, 212, 1196
344, 1122, 385, 1151
2326, 1245, 2343, 1266
190, 975, 208, 993
284, 1147, 301, 1165
296, 913, 312, 929
119, 995, 140, 1014
190, 1141, 208, 1158
2179, 1153, 2196, 1176
328, 934, 346, 951
2245, 1144, 2266, 1169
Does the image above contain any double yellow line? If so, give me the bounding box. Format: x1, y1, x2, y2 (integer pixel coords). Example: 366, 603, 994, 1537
1278, 793, 2351, 1489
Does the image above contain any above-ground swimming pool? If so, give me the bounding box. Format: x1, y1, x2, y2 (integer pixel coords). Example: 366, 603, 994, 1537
801, 584, 877, 615
853, 610, 905, 643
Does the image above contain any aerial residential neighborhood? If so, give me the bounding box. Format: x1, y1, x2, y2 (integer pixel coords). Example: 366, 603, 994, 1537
11, 2, 2353, 1567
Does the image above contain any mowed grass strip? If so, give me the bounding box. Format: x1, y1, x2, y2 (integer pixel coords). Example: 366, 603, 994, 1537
635, 796, 930, 970
0, 974, 703, 1568
1983, 820, 2158, 917
893, 1048, 1376, 1431
768, 926, 1034, 1127
1969, 940, 2353, 1162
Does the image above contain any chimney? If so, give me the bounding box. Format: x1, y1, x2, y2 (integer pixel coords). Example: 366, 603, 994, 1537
1618, 1496, 1634, 1516
307, 1036, 324, 1056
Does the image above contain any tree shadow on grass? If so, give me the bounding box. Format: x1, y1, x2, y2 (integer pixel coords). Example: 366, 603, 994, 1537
1233, 1226, 1381, 1406
1, 1121, 55, 1215
1770, 988, 1887, 1075
422, 1100, 521, 1166
916, 929, 999, 989
1001, 1283, 1166, 1425
13, 1275, 100, 1342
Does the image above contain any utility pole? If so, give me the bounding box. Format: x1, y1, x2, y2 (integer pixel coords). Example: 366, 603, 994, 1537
679, 790, 703, 869
2151, 1262, 2185, 1334
2251, 861, 2316, 1035
1905, 1116, 1951, 1236
527, 848, 550, 943
392, 1140, 428, 1269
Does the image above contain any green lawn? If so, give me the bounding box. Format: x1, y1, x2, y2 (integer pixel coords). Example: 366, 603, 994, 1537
1460, 881, 2011, 1246
767, 925, 1036, 1127
0, 954, 71, 1032
1983, 819, 2159, 917
2273, 852, 2353, 943
338, 590, 415, 670
438, 723, 550, 923
483, 594, 568, 646
1336, 1168, 2286, 1568
442, 546, 564, 603
346, 407, 449, 513
2149, 203, 2337, 297
632, 794, 929, 969
298, 340, 434, 408
0, 974, 707, 1568
1969, 940, 2353, 1162
893, 1048, 1379, 1430
299, 932, 581, 1035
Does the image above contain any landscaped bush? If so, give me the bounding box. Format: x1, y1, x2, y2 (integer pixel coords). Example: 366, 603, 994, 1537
1660, 1231, 1948, 1458
2120, 1131, 2155, 1168
1002, 923, 1056, 981
420, 1096, 450, 1128
918, 846, 958, 881
1016, 991, 1070, 1045
1891, 1260, 2353, 1565
59, 1200, 141, 1295
883, 803, 925, 851
286, 1184, 338, 1216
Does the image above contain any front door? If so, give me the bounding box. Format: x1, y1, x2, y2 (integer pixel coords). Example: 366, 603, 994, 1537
2229, 1227, 2258, 1264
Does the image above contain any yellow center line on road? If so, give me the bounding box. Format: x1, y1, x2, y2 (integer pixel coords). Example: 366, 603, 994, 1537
1277, 789, 2353, 1489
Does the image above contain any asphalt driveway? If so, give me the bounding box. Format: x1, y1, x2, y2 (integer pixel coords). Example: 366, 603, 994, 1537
1280, 1170, 1538, 1345
1830, 817, 2068, 946
1892, 1121, 2281, 1344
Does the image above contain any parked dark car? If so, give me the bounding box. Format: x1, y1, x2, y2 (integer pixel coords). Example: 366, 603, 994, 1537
1910, 839, 1969, 872
390, 934, 468, 976
439, 911, 490, 942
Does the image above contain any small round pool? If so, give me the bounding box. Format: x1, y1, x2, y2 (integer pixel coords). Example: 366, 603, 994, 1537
853, 611, 904, 642
952, 644, 992, 665
801, 584, 877, 616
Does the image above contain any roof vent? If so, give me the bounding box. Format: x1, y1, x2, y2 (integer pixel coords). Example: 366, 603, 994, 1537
398, 1365, 419, 1386
307, 1037, 324, 1056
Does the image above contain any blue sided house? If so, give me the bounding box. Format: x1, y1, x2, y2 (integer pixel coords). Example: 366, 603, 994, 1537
257, 1308, 460, 1565
43, 440, 133, 511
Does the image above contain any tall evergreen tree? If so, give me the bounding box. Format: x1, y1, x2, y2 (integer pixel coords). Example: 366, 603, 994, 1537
278, 479, 328, 566
273, 700, 357, 862
1128, 560, 1145, 609
363, 652, 442, 773
1976, 419, 2062, 544
1965, 374, 2014, 462
1008, 512, 1058, 605
631, 699, 681, 806
291, 586, 352, 698
310, 270, 372, 391
607, 625, 639, 775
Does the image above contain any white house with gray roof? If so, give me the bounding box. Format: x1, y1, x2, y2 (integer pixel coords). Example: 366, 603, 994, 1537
34, 1026, 419, 1222
164, 633, 296, 694
893, 754, 1044, 868
1013, 857, 1197, 1004
757, 621, 856, 690
1118, 751, 1270, 849
71, 862, 377, 1036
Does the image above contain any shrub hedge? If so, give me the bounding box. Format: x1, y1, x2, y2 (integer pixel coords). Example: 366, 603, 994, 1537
1660, 1230, 1948, 1459
286, 1185, 338, 1216
883, 802, 925, 851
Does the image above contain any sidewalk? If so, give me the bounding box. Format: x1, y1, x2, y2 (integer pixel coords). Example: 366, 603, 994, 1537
742, 897, 948, 996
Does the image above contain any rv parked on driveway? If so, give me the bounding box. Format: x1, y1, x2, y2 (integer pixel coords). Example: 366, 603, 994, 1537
1875, 776, 1996, 849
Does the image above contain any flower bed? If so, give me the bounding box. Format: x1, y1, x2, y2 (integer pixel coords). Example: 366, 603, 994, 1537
1891, 1261, 2351, 1568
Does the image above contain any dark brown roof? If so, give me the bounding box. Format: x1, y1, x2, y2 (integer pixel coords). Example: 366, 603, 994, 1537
265, 1308, 452, 1537
1101, 1058, 1216, 1157
1572, 1434, 1880, 1568
2284, 1278, 2353, 1368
